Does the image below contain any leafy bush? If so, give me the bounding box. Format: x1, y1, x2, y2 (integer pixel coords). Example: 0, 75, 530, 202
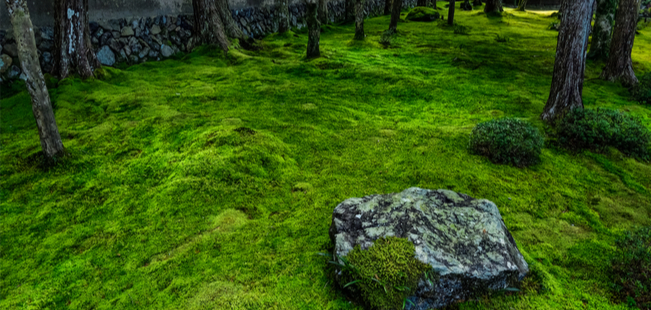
555, 108, 651, 161
469, 118, 544, 167
611, 226, 651, 309
632, 73, 651, 105
335, 237, 430, 310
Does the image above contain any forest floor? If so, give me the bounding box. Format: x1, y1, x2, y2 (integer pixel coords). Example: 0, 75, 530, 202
2, 5, 651, 310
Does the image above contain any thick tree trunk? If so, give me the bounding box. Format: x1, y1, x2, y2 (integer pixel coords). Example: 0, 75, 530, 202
600, 0, 640, 87
517, 0, 527, 11
484, 0, 503, 13
587, 0, 617, 61
215, 0, 246, 40
306, 0, 321, 58
52, 0, 100, 79
319, 0, 329, 24
388, 0, 403, 33
354, 0, 365, 40
384, 0, 393, 14
347, 0, 356, 22
192, 0, 230, 51
277, 0, 291, 33
5, 0, 65, 160
448, 0, 455, 24
541, 0, 595, 122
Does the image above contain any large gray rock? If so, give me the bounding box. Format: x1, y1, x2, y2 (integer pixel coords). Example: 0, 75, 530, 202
329, 187, 529, 310
96, 46, 116, 66
160, 44, 174, 57
121, 26, 134, 37
3, 43, 17, 57
0, 54, 12, 74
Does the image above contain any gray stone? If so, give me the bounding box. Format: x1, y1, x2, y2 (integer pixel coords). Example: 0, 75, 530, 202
100, 32, 113, 46
138, 46, 150, 59
6, 65, 21, 79
3, 43, 17, 57
19, 72, 27, 81
96, 45, 116, 66
121, 26, 134, 37
38, 40, 53, 51
151, 24, 161, 35
40, 27, 54, 40
107, 38, 122, 53
41, 51, 52, 64
93, 27, 104, 38
329, 187, 529, 310
160, 44, 174, 57
128, 54, 140, 64
0, 54, 11, 74
148, 49, 159, 58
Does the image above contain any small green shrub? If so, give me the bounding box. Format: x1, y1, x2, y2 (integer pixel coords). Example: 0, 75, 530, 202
555, 108, 651, 161
611, 226, 651, 309
337, 237, 431, 310
469, 118, 544, 167
632, 73, 651, 105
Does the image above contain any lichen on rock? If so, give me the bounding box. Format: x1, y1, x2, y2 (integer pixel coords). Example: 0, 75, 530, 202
329, 187, 529, 309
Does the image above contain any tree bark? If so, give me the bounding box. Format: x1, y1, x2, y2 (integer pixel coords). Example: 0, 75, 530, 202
354, 0, 365, 40
600, 0, 640, 87
384, 0, 393, 14
448, 0, 455, 24
306, 0, 321, 58
541, 0, 595, 122
5, 0, 66, 160
215, 0, 246, 40
52, 0, 100, 79
473, 0, 482, 6
318, 0, 329, 24
192, 0, 230, 52
388, 0, 403, 33
347, 0, 356, 22
484, 0, 503, 13
587, 0, 617, 61
277, 0, 291, 33
418, 0, 427, 6
517, 0, 527, 11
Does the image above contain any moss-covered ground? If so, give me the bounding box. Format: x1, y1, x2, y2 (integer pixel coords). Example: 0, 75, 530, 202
2, 6, 651, 309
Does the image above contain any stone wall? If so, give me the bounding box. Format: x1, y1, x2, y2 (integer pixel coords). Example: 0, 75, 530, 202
0, 0, 418, 81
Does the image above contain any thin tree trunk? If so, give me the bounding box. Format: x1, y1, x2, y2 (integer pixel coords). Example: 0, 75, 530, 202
448, 0, 455, 24
388, 0, 403, 33
587, 0, 617, 61
319, 0, 329, 24
52, 0, 100, 79
306, 0, 321, 58
354, 0, 365, 40
347, 0, 356, 22
384, 0, 393, 14
517, 0, 527, 11
418, 0, 427, 6
484, 0, 502, 13
5, 0, 65, 160
192, 0, 230, 52
433, 0, 438, 8
541, 0, 595, 122
600, 0, 640, 87
277, 0, 290, 33
216, 0, 246, 40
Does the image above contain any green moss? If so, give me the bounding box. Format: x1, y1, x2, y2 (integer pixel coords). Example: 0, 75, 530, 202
406, 7, 441, 22
342, 237, 430, 309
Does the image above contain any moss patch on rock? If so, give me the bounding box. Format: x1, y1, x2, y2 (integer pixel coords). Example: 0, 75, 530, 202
406, 7, 441, 22
341, 237, 431, 310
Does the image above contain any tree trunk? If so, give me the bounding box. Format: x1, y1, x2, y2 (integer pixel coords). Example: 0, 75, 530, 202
354, 0, 365, 40
600, 0, 640, 87
433, 0, 438, 8
215, 0, 246, 40
541, 0, 595, 122
347, 0, 356, 22
587, 0, 617, 61
384, 0, 393, 14
448, 0, 455, 24
418, 0, 427, 6
517, 0, 527, 11
5, 0, 66, 160
277, 0, 291, 33
473, 0, 482, 6
388, 0, 403, 33
192, 0, 230, 52
319, 0, 329, 24
52, 0, 100, 79
484, 0, 503, 13
306, 0, 321, 58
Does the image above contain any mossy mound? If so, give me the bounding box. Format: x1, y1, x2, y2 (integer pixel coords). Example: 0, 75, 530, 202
406, 7, 441, 22
339, 237, 431, 310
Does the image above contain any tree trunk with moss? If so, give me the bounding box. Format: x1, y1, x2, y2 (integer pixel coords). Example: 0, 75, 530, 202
52, 0, 100, 79
5, 0, 66, 160
600, 0, 640, 87
277, 0, 291, 33
347, 0, 356, 22
484, 0, 502, 13
384, 0, 393, 14
388, 0, 403, 33
517, 0, 527, 11
215, 0, 246, 40
192, 0, 230, 52
354, 0, 365, 40
541, 0, 595, 122
448, 0, 455, 24
306, 0, 321, 58
319, 0, 329, 24
588, 0, 617, 61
